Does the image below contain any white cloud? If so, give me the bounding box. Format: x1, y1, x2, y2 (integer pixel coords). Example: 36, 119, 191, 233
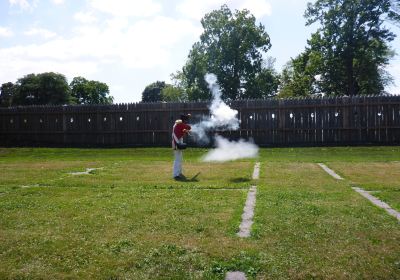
24, 27, 57, 39
9, 0, 30, 10
239, 0, 272, 18
74, 11, 97, 24
177, 0, 226, 20
0, 15, 200, 85
0, 26, 14, 37
51, 0, 64, 4
89, 0, 162, 17
177, 0, 272, 20
9, 0, 37, 11
0, 56, 98, 83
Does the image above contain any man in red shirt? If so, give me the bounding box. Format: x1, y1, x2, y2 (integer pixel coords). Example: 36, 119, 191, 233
172, 114, 191, 180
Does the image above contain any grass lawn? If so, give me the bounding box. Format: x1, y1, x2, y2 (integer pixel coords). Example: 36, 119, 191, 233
0, 147, 399, 279
327, 162, 400, 212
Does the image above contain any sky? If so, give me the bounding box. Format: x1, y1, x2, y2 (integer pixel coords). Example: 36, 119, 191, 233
0, 0, 399, 103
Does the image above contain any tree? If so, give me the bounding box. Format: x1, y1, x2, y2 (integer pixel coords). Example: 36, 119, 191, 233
12, 72, 71, 106
177, 5, 277, 101
0, 82, 16, 107
278, 35, 324, 97
161, 85, 187, 102
303, 0, 399, 96
70, 77, 113, 105
141, 81, 166, 102
179, 45, 211, 101
244, 61, 280, 99
278, 58, 314, 98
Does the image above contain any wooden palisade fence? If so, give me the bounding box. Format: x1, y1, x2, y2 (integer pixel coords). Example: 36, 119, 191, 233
0, 95, 399, 147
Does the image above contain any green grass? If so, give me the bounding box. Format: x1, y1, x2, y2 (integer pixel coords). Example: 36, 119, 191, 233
327, 162, 400, 212
0, 146, 399, 279
255, 162, 400, 279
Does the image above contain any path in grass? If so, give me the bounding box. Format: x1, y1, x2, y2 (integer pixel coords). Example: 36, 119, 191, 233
237, 162, 260, 238
227, 162, 260, 280
328, 161, 400, 212
352, 186, 400, 221
318, 162, 400, 221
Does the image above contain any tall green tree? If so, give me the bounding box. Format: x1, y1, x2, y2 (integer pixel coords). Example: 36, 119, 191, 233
161, 85, 187, 102
0, 82, 16, 107
303, 0, 399, 96
12, 72, 71, 105
177, 5, 277, 101
278, 33, 324, 97
70, 77, 113, 105
141, 81, 166, 102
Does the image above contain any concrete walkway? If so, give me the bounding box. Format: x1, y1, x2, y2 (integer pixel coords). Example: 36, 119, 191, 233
252, 162, 260, 180
318, 163, 399, 222
237, 185, 257, 238
317, 163, 343, 180
352, 187, 400, 222
226, 162, 261, 279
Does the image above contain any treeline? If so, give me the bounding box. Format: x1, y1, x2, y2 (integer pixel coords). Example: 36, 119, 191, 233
142, 0, 400, 102
0, 72, 113, 107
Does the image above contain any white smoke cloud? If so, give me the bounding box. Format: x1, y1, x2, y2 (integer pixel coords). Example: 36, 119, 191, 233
190, 73, 259, 162
190, 73, 240, 144
202, 135, 259, 162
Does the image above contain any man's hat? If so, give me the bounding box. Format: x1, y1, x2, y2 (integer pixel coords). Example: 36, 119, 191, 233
180, 114, 191, 121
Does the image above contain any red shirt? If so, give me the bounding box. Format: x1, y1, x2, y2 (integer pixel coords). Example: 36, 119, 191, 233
173, 122, 191, 139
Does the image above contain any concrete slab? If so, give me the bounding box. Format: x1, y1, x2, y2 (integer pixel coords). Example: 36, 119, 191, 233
69, 168, 102, 175
252, 162, 260, 180
317, 163, 343, 180
225, 271, 247, 280
237, 186, 257, 238
352, 187, 400, 222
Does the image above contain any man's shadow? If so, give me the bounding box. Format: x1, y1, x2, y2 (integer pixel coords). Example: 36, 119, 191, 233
177, 172, 201, 182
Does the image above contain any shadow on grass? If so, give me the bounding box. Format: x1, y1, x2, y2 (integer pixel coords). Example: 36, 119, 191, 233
176, 172, 201, 182
229, 177, 251, 183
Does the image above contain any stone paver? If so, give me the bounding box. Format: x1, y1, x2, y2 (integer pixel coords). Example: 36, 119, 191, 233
352, 187, 400, 222
237, 185, 257, 237
70, 168, 101, 175
225, 271, 247, 280
252, 162, 260, 180
318, 163, 343, 180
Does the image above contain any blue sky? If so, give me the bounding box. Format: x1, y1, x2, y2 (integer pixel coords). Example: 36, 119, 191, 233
0, 0, 399, 103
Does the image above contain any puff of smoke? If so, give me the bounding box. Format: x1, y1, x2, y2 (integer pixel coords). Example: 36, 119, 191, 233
190, 73, 240, 144
202, 135, 259, 162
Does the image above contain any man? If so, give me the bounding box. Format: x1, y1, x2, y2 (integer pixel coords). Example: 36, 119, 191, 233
172, 114, 191, 180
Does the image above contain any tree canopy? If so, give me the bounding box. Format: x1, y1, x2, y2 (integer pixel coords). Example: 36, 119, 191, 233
141, 81, 166, 102
0, 82, 15, 107
0, 73, 113, 107
161, 85, 187, 102
141, 81, 187, 102
281, 0, 399, 97
11, 72, 71, 106
176, 5, 278, 101
70, 77, 113, 105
